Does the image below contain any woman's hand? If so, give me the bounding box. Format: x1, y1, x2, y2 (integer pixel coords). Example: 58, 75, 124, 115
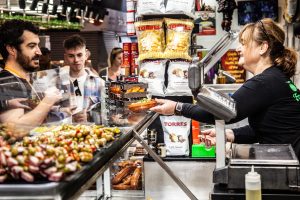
201, 128, 235, 145
149, 99, 177, 115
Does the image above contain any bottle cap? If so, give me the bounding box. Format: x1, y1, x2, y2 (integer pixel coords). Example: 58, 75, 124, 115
192, 56, 199, 63
245, 165, 261, 190
246, 166, 260, 182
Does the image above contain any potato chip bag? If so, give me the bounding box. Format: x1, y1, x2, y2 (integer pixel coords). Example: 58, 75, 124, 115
165, 60, 192, 96
164, 18, 194, 60
135, 20, 165, 61
138, 60, 166, 96
165, 0, 195, 18
136, 0, 165, 17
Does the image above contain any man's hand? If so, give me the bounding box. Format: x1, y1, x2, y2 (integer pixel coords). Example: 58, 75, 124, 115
42, 87, 62, 106
72, 109, 88, 123
7, 98, 31, 110
149, 99, 177, 115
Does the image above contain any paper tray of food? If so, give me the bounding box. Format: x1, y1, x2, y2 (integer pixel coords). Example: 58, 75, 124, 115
128, 99, 157, 113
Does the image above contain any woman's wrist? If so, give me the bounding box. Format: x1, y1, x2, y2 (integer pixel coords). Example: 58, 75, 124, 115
174, 102, 183, 116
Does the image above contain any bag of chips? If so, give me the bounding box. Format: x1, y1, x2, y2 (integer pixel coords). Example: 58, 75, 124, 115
136, 0, 165, 17
135, 20, 165, 61
164, 18, 194, 60
165, 0, 195, 18
138, 60, 166, 96
165, 60, 192, 96
160, 115, 191, 156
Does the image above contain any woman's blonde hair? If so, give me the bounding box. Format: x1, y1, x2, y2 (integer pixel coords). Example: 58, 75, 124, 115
108, 47, 123, 67
239, 18, 298, 78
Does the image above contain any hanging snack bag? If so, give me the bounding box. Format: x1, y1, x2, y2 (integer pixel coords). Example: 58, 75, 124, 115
160, 115, 191, 156
165, 60, 192, 96
135, 20, 165, 61
136, 0, 165, 17
164, 18, 194, 60
139, 60, 166, 96
165, 0, 195, 18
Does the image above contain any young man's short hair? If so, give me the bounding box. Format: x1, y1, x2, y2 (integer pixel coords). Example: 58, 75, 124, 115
63, 34, 86, 50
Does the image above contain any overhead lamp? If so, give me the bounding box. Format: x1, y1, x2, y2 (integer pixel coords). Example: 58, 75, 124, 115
98, 14, 104, 23
88, 11, 96, 23
61, 4, 67, 16
42, 0, 49, 14
69, 6, 76, 19
94, 13, 100, 22
18, 0, 26, 9
51, 0, 61, 15
97, 8, 108, 23
84, 6, 91, 20
93, 9, 103, 23
30, 0, 40, 11
76, 8, 83, 19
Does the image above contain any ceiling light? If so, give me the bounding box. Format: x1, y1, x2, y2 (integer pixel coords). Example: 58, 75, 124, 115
52, 0, 61, 15
42, 0, 49, 14
19, 0, 26, 9
30, 0, 40, 11
61, 4, 67, 16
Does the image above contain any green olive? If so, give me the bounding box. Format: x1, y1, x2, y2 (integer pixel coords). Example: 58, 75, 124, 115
57, 154, 66, 163
28, 147, 36, 155
11, 147, 19, 157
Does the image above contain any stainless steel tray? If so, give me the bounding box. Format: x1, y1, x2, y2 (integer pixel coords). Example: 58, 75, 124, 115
230, 144, 299, 165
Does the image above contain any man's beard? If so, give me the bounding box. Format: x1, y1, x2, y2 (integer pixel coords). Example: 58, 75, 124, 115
16, 51, 39, 73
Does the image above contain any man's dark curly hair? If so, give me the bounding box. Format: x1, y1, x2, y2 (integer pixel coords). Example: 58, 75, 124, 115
0, 20, 39, 61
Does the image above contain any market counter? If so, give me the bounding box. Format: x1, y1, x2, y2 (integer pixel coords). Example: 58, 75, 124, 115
143, 156, 215, 200
211, 183, 300, 200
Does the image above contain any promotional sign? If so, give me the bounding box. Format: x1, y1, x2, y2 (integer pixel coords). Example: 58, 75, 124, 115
221, 50, 246, 83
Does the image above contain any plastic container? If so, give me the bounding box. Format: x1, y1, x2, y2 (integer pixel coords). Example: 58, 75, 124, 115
191, 143, 215, 158
157, 143, 166, 158
245, 166, 262, 200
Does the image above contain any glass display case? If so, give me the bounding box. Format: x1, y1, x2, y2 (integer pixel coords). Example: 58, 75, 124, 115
0, 70, 159, 200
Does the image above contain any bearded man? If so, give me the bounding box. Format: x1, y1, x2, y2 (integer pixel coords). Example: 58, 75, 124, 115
0, 20, 61, 128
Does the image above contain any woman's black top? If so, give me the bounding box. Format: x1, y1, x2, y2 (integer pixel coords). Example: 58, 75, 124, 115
181, 66, 300, 153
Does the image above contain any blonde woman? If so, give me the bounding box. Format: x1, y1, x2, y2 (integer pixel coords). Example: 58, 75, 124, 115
151, 18, 300, 158
99, 47, 123, 81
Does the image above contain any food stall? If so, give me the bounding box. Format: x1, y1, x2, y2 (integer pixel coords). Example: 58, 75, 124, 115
1, 0, 300, 200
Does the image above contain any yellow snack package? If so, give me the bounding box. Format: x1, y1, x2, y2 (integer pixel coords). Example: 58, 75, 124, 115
135, 20, 165, 61
164, 18, 194, 60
